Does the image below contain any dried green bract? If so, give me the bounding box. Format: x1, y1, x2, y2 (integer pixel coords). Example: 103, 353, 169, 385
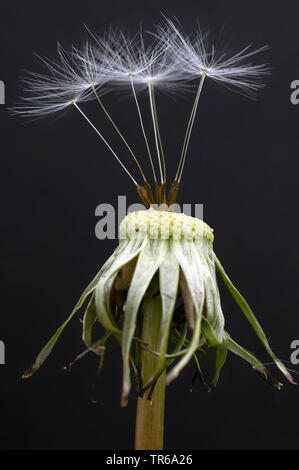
23, 209, 295, 405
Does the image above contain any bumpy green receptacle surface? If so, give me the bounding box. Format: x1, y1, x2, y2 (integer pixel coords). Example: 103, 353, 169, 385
120, 209, 214, 241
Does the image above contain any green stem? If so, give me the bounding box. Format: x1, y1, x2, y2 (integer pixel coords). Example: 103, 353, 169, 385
134, 296, 165, 450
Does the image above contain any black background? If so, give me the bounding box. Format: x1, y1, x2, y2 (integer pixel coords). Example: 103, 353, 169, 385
1, 0, 299, 450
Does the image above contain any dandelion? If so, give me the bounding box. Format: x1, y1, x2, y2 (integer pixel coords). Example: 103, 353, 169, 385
15, 19, 295, 451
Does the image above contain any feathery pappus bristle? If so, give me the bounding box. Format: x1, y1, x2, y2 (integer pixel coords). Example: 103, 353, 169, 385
155, 17, 270, 96
11, 18, 271, 192
12, 43, 107, 117
82, 26, 189, 95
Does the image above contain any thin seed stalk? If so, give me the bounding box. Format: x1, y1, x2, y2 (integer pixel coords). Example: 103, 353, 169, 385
134, 296, 165, 450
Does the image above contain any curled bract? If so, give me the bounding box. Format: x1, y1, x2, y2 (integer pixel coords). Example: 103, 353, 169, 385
23, 209, 296, 405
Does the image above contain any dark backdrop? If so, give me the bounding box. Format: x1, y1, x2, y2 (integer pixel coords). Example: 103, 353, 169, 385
1, 0, 299, 450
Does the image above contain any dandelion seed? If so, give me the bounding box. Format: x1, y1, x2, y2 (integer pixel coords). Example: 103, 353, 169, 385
88, 27, 182, 189
89, 27, 184, 91
156, 18, 270, 94
155, 17, 270, 190
12, 42, 150, 187
13, 43, 105, 117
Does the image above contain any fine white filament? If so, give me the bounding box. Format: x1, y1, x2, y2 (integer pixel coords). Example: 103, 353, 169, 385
12, 18, 270, 187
